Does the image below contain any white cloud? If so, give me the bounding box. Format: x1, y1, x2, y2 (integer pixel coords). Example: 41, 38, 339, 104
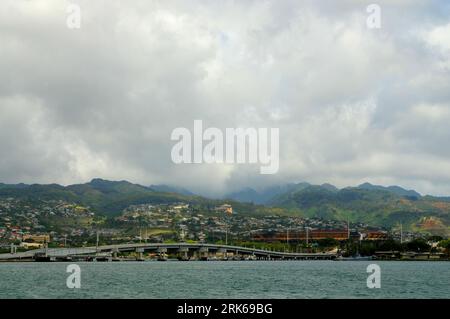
0, 0, 450, 196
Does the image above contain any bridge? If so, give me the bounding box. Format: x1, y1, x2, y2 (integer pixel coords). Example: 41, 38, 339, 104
0, 243, 338, 261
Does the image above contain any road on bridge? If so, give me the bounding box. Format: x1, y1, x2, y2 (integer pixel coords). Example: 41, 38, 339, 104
0, 243, 338, 261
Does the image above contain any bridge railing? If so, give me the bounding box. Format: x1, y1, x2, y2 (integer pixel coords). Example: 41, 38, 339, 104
0, 243, 338, 260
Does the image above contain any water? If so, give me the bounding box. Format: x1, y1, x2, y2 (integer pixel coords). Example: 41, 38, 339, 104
0, 261, 449, 299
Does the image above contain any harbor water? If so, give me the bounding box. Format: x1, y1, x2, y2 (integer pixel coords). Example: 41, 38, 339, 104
0, 260, 449, 299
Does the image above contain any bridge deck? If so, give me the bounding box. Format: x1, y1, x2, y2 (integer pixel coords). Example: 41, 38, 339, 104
0, 243, 338, 260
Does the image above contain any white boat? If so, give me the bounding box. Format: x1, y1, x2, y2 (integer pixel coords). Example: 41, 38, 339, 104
336, 255, 372, 261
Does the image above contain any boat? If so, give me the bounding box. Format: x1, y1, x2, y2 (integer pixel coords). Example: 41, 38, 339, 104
33, 253, 56, 262
336, 254, 372, 261
34, 255, 54, 262
94, 256, 112, 262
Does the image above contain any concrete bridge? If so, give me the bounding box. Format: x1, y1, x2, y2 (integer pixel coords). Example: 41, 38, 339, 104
0, 243, 338, 261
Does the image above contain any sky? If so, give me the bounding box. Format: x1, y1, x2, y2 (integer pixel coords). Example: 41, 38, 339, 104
1, 0, 450, 197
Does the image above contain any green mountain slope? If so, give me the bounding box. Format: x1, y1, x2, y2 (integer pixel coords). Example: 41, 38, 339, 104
0, 179, 202, 216
1, 179, 449, 235
270, 185, 450, 235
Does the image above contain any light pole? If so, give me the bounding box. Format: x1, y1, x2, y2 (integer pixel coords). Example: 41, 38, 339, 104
224, 215, 230, 246
96, 230, 99, 253
347, 218, 350, 240
305, 227, 311, 246
225, 224, 228, 246
400, 223, 403, 244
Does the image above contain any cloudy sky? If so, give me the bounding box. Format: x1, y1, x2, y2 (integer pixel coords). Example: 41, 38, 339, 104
1, 0, 450, 197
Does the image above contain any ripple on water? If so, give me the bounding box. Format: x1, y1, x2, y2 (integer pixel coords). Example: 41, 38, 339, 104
0, 261, 449, 299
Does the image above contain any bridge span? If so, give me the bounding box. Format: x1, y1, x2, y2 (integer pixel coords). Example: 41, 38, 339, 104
0, 243, 338, 261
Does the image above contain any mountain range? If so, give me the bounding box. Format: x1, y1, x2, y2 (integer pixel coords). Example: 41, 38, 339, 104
226, 182, 450, 235
0, 179, 207, 216
0, 179, 449, 235
224, 182, 421, 204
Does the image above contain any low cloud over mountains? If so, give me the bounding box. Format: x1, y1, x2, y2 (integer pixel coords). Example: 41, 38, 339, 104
1, 1, 450, 197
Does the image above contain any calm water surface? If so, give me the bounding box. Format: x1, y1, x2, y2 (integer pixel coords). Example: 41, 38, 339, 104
0, 261, 449, 299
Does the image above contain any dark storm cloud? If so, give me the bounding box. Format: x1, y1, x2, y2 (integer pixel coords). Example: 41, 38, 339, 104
1, 0, 450, 196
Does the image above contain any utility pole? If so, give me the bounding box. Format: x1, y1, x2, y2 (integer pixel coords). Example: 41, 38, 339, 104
96, 230, 99, 253
347, 218, 350, 240
286, 227, 289, 245
225, 215, 229, 245
306, 227, 309, 246
400, 223, 403, 244
225, 225, 228, 246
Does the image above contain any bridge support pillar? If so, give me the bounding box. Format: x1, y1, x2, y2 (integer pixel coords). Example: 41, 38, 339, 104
218, 248, 227, 260
112, 247, 119, 259
199, 247, 209, 261
157, 247, 168, 261
135, 248, 145, 261
178, 247, 189, 261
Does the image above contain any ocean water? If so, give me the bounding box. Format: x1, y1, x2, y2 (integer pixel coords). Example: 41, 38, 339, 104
0, 261, 449, 299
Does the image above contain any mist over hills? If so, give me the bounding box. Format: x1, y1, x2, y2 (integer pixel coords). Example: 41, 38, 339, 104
224, 182, 449, 235
148, 184, 195, 196
224, 182, 421, 204
0, 179, 449, 235
224, 183, 310, 205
